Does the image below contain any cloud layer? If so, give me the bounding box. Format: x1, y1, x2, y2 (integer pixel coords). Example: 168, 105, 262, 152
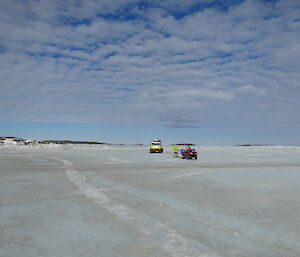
1, 0, 299, 130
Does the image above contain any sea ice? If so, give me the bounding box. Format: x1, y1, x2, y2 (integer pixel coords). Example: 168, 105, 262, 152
0, 145, 299, 257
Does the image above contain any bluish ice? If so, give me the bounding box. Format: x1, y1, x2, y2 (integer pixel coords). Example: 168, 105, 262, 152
0, 145, 299, 257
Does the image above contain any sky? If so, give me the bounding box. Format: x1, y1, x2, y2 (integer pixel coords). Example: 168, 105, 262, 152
0, 0, 299, 145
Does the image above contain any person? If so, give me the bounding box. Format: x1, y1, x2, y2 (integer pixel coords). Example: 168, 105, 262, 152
173, 144, 179, 158
185, 144, 191, 150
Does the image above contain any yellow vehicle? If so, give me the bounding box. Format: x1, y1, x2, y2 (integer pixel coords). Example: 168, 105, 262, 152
150, 140, 163, 153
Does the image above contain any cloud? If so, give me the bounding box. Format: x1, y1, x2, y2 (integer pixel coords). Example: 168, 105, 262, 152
0, 0, 299, 131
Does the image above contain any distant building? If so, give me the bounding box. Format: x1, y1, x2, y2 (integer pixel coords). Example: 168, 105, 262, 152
1, 137, 25, 145
24, 139, 39, 146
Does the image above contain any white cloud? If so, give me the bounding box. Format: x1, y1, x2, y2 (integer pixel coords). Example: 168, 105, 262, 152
0, 0, 299, 130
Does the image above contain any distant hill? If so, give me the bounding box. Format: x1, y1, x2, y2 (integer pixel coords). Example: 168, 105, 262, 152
40, 140, 108, 145
235, 144, 271, 146
0, 136, 25, 141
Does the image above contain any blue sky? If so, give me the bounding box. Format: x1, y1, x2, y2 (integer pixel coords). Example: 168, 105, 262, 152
0, 0, 299, 145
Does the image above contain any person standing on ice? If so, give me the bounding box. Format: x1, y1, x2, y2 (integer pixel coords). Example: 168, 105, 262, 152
173, 144, 179, 158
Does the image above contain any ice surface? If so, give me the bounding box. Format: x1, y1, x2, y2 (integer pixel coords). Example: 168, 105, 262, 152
0, 145, 299, 257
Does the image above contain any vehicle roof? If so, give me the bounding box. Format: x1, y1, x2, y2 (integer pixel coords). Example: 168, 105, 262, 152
151, 141, 162, 144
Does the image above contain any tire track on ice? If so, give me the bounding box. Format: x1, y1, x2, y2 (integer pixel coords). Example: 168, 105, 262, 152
54, 157, 218, 257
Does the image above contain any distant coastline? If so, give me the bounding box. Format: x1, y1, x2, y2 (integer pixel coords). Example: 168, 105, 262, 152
235, 144, 272, 146
0, 137, 142, 146
0, 137, 109, 145
41, 140, 107, 145
1, 137, 274, 147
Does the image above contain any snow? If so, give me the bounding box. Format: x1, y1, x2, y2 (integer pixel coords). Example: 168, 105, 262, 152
0, 145, 299, 257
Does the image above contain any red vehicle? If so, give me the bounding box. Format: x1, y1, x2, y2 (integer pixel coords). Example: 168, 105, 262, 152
180, 149, 198, 160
